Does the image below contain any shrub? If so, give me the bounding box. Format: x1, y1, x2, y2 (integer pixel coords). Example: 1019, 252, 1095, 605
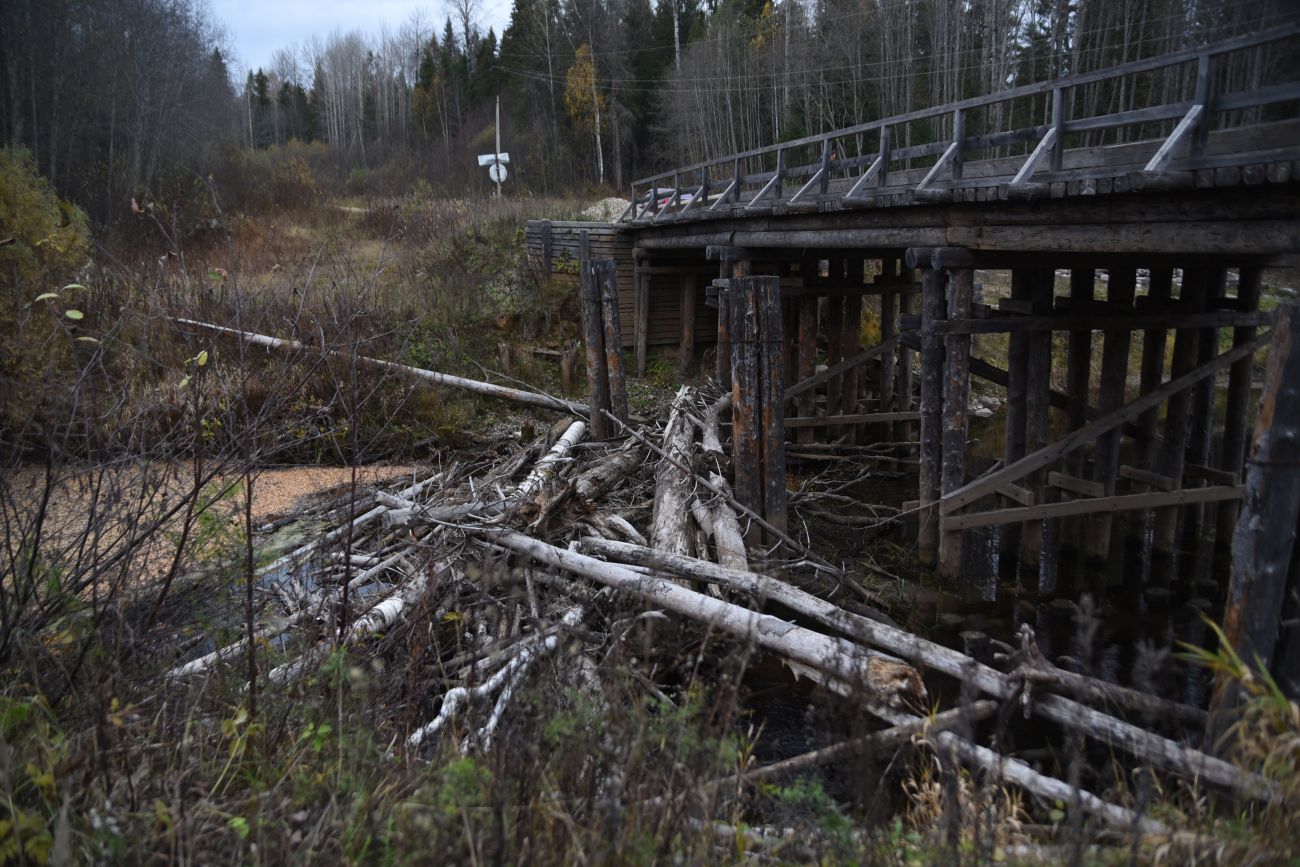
0, 147, 90, 291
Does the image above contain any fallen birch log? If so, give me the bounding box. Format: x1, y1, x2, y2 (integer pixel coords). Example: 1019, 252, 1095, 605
573, 537, 1268, 800
574, 440, 645, 502
651, 388, 697, 560
266, 560, 457, 686
513, 420, 586, 504
893, 714, 1168, 834
476, 528, 926, 706
258, 472, 442, 586
172, 317, 588, 416
383, 423, 586, 530
167, 549, 413, 679
706, 472, 749, 572
407, 604, 587, 750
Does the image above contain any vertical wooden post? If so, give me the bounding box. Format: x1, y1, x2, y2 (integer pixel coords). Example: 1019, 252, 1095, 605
1064, 268, 1095, 479
896, 260, 915, 448
1210, 304, 1300, 728
1217, 266, 1263, 548
635, 268, 650, 378
1087, 267, 1137, 562
1135, 268, 1174, 470
825, 257, 845, 441
730, 274, 763, 545
579, 231, 611, 439
844, 257, 865, 443
1023, 269, 1056, 569
918, 266, 946, 569
597, 258, 629, 424
1155, 270, 1208, 556
796, 257, 818, 446
879, 255, 898, 420
1001, 270, 1032, 563
716, 261, 732, 386
679, 272, 697, 375
939, 264, 973, 579
758, 276, 787, 535
1185, 267, 1227, 543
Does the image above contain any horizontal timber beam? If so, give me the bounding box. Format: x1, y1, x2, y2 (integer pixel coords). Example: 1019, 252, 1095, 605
943, 485, 1243, 531
785, 411, 921, 429
940, 309, 1273, 335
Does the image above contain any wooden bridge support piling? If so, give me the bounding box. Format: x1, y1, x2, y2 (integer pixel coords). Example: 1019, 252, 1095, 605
598, 258, 630, 425
1023, 269, 1056, 570
1185, 267, 1227, 546
796, 259, 818, 446
1135, 269, 1174, 471
897, 263, 917, 450
1216, 266, 1262, 555
1212, 303, 1300, 726
844, 257, 865, 444
916, 257, 946, 569
939, 255, 975, 579
730, 274, 788, 542
579, 231, 612, 439
1088, 268, 1138, 563
1155, 270, 1208, 558
879, 254, 898, 445
1001, 270, 1032, 565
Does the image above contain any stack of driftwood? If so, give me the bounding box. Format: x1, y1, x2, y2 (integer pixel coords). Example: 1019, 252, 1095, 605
164, 376, 1275, 840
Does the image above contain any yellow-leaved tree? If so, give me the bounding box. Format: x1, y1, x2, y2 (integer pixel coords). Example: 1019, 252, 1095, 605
564, 44, 605, 185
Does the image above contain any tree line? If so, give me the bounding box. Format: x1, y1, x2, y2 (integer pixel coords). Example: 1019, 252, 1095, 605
2, 0, 1297, 223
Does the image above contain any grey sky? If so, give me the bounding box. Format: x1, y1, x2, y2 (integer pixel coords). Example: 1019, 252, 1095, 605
208, 0, 515, 74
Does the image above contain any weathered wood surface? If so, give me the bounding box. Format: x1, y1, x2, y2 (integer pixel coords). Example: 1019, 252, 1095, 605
595, 257, 629, 424
941, 331, 1270, 515
651, 388, 697, 560
1087, 268, 1137, 560
729, 274, 763, 536
1217, 266, 1263, 545
939, 266, 973, 578
580, 234, 613, 438
918, 267, 945, 567
1214, 303, 1300, 718
757, 276, 787, 534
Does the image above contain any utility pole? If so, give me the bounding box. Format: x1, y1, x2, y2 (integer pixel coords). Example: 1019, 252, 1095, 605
494, 95, 503, 199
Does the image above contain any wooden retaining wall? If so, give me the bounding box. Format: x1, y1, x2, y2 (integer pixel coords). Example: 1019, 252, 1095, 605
525, 220, 717, 350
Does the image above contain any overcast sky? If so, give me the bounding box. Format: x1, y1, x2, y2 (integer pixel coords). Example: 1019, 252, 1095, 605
209, 0, 515, 73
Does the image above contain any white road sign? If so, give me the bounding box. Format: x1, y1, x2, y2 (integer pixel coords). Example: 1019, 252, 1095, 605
489, 163, 508, 183
477, 153, 510, 166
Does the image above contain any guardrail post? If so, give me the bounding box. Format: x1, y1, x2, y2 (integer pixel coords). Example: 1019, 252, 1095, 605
952, 108, 965, 181
819, 138, 832, 195
879, 125, 891, 187
1050, 88, 1064, 172
1192, 52, 1213, 157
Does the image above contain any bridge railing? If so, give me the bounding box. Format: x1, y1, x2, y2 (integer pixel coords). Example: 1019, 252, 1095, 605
623, 22, 1300, 223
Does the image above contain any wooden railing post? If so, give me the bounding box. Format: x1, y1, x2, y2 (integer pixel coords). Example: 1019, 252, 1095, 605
879, 125, 892, 187
1192, 52, 1213, 158
952, 108, 965, 181
1050, 88, 1064, 172
819, 138, 832, 195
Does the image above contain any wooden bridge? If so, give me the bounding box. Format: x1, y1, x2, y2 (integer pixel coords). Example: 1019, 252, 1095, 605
526, 23, 1300, 690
